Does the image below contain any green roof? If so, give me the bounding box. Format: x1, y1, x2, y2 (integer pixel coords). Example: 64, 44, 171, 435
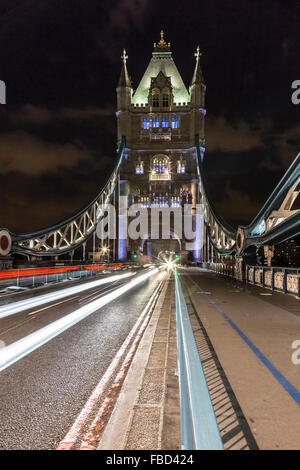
132, 52, 190, 105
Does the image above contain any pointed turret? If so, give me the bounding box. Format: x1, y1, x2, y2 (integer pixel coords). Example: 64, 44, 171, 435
190, 46, 205, 107
117, 49, 132, 111
118, 49, 131, 87
191, 46, 204, 85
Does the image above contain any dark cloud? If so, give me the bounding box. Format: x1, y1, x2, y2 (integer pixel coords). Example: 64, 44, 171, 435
205, 116, 264, 153
10, 104, 116, 125
0, 130, 94, 175
109, 0, 150, 31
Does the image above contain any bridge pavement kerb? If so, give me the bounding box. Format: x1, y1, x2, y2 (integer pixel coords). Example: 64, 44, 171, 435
98, 274, 181, 450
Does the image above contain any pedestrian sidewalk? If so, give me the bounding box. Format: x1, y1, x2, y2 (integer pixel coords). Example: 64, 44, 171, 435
98, 275, 181, 450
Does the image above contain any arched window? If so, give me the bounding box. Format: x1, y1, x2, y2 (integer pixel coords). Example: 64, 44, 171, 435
152, 117, 159, 128
177, 159, 186, 174
162, 95, 169, 107
136, 161, 144, 174
171, 117, 179, 128
150, 155, 170, 180
143, 118, 150, 129
152, 95, 159, 107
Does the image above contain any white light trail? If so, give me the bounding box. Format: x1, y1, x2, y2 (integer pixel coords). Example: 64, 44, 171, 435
0, 272, 134, 320
0, 268, 158, 373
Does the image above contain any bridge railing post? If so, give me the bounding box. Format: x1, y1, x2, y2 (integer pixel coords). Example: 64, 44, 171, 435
283, 268, 287, 294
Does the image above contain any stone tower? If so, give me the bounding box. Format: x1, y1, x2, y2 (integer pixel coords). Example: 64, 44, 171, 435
116, 31, 206, 262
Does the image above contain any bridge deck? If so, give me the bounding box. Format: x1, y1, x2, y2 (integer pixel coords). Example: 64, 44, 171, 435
0, 266, 299, 450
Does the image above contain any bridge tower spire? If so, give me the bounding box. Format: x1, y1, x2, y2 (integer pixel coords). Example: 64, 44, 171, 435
117, 49, 133, 144
190, 46, 205, 107
189, 46, 206, 152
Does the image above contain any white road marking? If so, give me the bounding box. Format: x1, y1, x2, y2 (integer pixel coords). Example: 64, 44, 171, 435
27, 296, 79, 315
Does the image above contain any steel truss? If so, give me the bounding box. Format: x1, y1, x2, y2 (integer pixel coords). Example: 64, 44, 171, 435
2, 136, 299, 260
6, 138, 126, 257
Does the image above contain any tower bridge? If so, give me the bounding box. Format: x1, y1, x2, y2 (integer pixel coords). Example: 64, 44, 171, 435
1, 31, 299, 273
0, 32, 300, 451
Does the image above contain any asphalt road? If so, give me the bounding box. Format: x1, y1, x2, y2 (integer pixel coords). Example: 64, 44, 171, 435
0, 268, 161, 450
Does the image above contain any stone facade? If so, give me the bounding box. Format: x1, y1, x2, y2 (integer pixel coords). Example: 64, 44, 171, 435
116, 34, 206, 261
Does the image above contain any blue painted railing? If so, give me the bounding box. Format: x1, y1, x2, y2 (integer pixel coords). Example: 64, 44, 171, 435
174, 268, 223, 450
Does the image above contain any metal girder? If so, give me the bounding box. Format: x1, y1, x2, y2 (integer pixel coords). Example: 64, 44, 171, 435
195, 138, 300, 256
237, 152, 300, 253
195, 137, 236, 254
4, 137, 126, 257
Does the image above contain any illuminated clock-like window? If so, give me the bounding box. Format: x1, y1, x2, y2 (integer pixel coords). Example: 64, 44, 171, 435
162, 95, 169, 107
152, 95, 159, 107
152, 156, 168, 173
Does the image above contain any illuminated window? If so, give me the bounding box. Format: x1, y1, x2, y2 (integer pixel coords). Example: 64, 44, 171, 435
153, 156, 168, 173
162, 95, 169, 107
152, 117, 159, 128
136, 162, 144, 174
152, 95, 159, 107
161, 118, 169, 128
171, 117, 179, 128
150, 155, 170, 180
143, 118, 150, 129
171, 196, 181, 207
152, 194, 169, 207
177, 160, 186, 174
140, 196, 150, 207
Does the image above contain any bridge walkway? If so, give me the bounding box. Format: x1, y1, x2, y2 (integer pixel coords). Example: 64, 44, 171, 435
179, 267, 300, 450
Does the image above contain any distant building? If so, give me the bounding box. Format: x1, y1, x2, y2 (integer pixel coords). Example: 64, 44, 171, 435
271, 235, 300, 267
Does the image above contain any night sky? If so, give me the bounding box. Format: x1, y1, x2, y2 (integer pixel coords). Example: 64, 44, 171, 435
0, 0, 299, 233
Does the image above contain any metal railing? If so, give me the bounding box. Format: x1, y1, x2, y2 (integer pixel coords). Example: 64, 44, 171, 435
174, 268, 223, 450
209, 262, 300, 297
0, 263, 127, 291
246, 265, 300, 296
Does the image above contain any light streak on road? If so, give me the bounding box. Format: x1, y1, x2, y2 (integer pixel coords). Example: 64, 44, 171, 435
0, 272, 135, 320
57, 271, 166, 450
0, 268, 158, 373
